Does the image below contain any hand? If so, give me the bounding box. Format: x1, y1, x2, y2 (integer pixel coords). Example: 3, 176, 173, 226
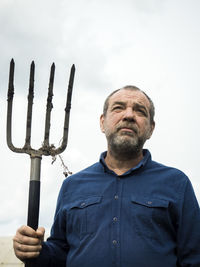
13, 225, 45, 261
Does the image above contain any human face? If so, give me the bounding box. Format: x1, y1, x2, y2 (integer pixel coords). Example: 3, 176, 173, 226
100, 89, 155, 158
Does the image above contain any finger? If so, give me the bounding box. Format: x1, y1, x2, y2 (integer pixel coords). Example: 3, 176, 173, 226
18, 225, 38, 238
13, 234, 41, 246
16, 242, 42, 253
13, 240, 42, 261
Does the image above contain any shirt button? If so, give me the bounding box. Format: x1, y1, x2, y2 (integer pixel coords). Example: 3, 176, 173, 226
81, 202, 86, 207
113, 217, 118, 222
114, 195, 119, 200
112, 240, 117, 245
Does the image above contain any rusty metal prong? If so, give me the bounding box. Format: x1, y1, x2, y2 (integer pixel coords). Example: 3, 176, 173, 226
53, 64, 75, 155
43, 63, 55, 149
7, 59, 15, 101
7, 59, 24, 153
7, 59, 15, 152
23, 61, 35, 151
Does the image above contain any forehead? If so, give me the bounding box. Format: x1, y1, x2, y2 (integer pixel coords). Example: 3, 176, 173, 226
109, 89, 150, 108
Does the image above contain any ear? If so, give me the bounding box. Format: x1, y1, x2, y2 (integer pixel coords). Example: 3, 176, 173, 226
100, 114, 105, 133
147, 121, 155, 139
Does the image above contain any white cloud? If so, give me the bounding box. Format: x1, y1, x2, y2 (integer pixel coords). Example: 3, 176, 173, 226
0, 0, 200, 236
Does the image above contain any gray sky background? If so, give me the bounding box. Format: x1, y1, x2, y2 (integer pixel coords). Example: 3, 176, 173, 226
0, 0, 200, 236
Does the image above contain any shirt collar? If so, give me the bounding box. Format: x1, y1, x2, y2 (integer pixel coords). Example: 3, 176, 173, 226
100, 149, 151, 176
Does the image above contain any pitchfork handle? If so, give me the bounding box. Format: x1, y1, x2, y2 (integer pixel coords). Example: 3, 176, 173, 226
25, 180, 40, 267
27, 156, 41, 229
25, 156, 41, 267
27, 180, 40, 230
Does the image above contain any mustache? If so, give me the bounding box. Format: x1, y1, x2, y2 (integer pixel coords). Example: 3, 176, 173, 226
116, 123, 138, 134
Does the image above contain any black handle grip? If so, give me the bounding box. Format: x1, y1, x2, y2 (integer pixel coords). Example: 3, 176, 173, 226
27, 180, 40, 230
25, 180, 40, 267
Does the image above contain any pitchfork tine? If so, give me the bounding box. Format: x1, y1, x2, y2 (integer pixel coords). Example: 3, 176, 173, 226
43, 63, 55, 148
54, 64, 75, 155
7, 59, 24, 153
8, 59, 15, 101
7, 59, 15, 151
24, 61, 35, 150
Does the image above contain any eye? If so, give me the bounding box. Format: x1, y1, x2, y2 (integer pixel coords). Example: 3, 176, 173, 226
112, 105, 123, 111
137, 109, 147, 116
138, 109, 145, 114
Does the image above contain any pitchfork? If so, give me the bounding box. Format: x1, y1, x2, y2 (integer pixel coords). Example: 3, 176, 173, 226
7, 59, 75, 267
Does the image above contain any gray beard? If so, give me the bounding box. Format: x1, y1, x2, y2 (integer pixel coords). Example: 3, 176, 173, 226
107, 132, 145, 161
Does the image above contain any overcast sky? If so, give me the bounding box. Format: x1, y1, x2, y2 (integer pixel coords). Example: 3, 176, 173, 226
0, 0, 200, 236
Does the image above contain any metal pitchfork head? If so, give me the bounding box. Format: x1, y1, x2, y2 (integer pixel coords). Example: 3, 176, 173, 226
7, 59, 75, 265
7, 59, 75, 157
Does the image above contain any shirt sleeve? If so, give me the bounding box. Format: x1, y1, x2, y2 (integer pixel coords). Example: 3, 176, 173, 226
27, 180, 69, 267
176, 178, 200, 266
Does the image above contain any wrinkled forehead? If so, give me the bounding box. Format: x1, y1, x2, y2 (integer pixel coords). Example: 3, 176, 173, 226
109, 89, 151, 108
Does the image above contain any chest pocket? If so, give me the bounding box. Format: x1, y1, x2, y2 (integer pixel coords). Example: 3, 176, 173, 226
131, 195, 169, 241
66, 196, 102, 239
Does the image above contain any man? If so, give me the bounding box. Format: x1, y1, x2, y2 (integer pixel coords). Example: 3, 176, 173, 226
13, 85, 200, 266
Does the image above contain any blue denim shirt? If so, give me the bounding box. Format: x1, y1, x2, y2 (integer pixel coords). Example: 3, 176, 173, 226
33, 149, 200, 267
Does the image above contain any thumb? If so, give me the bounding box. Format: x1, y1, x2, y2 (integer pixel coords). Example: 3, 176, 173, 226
36, 227, 45, 240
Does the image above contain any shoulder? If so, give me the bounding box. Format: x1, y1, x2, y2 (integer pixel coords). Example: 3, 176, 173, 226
60, 161, 102, 188
145, 157, 196, 202
148, 155, 186, 175
146, 157, 190, 188
56, 161, 104, 202
144, 150, 188, 180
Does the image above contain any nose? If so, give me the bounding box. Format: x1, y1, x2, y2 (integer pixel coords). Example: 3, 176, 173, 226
122, 107, 135, 122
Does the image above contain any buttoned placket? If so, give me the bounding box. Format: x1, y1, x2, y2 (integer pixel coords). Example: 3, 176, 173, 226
111, 175, 123, 267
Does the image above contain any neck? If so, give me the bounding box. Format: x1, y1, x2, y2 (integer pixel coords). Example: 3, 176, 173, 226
104, 149, 143, 175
